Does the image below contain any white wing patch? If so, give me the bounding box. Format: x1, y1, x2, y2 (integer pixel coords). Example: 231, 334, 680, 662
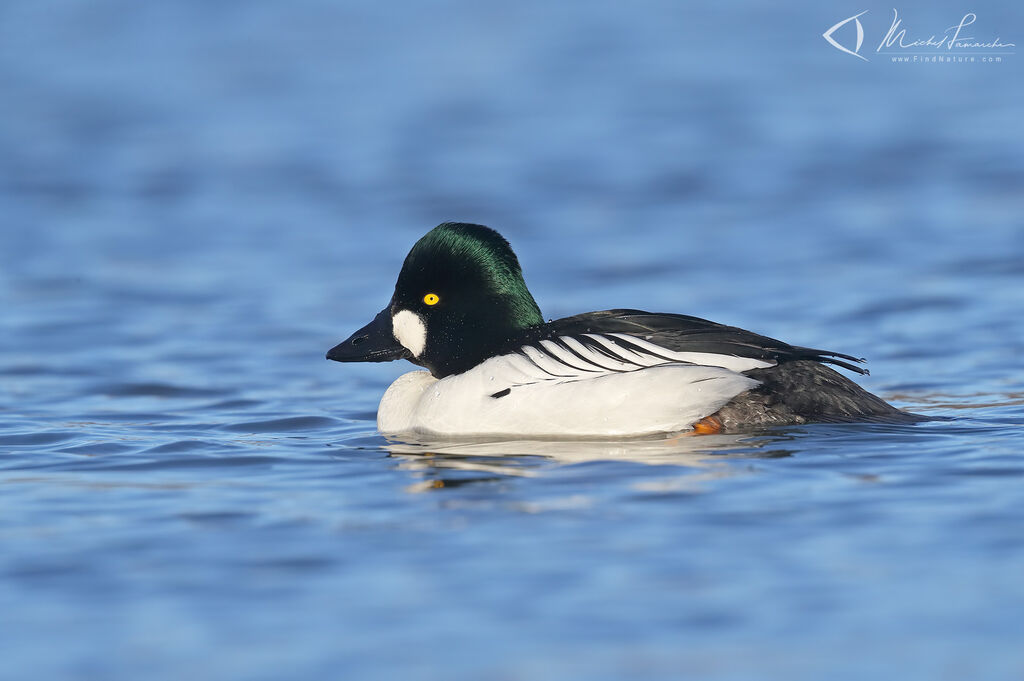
500, 332, 774, 388
604, 333, 776, 372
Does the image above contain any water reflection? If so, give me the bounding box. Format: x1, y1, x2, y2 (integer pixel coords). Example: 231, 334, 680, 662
384, 432, 787, 490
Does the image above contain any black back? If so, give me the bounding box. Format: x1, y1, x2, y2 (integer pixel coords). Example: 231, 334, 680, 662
531, 309, 869, 374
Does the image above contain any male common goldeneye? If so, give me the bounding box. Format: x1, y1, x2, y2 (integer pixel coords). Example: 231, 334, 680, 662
327, 222, 915, 437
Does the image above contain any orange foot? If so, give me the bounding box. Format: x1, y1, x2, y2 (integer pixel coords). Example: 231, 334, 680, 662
692, 414, 724, 435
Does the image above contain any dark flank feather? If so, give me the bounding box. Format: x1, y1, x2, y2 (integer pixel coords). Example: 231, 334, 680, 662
540, 309, 869, 374
716, 361, 923, 427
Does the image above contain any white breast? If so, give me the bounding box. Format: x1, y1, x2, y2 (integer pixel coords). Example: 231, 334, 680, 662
376, 338, 762, 437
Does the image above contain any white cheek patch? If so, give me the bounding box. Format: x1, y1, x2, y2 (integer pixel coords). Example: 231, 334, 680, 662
392, 309, 427, 358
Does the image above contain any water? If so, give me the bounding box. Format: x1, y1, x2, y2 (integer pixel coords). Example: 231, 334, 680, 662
2, 1, 1024, 679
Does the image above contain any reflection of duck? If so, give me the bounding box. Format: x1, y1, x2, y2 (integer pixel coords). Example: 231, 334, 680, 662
386, 431, 756, 469
384, 432, 772, 492
328, 222, 917, 437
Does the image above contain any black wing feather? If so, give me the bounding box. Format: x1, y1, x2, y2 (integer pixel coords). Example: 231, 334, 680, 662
534, 309, 868, 375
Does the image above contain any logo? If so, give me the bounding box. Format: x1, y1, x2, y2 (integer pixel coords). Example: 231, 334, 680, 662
823, 9, 1015, 63
823, 10, 869, 61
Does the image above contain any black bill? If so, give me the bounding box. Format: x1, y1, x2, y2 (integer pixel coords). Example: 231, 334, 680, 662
326, 308, 412, 363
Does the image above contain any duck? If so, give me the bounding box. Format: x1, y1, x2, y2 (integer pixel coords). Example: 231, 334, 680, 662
327, 222, 916, 437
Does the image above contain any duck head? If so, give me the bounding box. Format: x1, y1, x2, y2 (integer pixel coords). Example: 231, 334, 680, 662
327, 222, 543, 378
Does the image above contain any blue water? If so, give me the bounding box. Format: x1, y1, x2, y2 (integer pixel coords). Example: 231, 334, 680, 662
2, 1, 1024, 679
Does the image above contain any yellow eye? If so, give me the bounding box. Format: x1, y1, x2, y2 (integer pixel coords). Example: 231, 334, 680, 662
423, 293, 440, 306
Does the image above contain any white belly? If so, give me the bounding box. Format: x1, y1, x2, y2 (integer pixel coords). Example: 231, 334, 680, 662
376, 358, 759, 438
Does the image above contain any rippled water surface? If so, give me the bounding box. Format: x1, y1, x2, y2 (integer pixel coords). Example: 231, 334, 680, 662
2, 1, 1024, 679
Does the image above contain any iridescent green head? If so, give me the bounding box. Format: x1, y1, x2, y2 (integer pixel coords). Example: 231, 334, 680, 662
327, 222, 544, 377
